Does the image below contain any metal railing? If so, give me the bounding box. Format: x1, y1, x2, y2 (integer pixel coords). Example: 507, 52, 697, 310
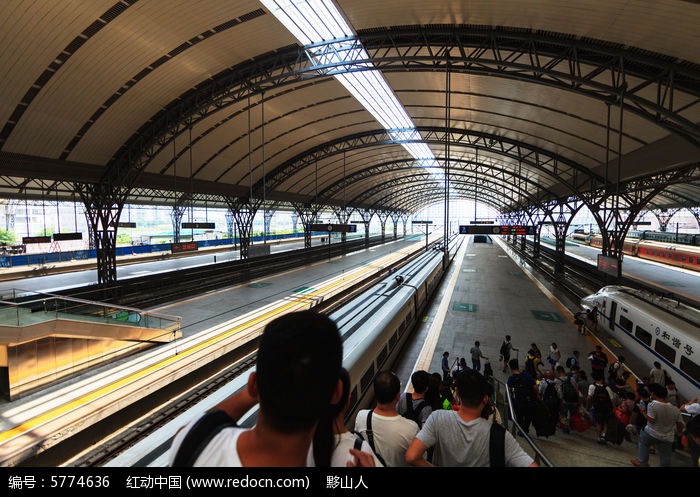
0, 289, 180, 337
489, 375, 554, 467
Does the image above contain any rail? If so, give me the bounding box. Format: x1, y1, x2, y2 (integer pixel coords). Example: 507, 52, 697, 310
489, 375, 555, 467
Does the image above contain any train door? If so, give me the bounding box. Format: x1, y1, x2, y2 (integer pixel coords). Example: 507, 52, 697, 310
608, 300, 617, 332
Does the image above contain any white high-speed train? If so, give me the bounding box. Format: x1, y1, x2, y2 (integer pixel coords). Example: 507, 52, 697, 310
580, 285, 700, 403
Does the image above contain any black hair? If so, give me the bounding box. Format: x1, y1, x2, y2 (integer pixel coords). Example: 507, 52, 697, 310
411, 370, 430, 394
508, 358, 519, 370
313, 367, 351, 467
426, 373, 444, 410
256, 310, 343, 433
373, 370, 400, 404
455, 369, 490, 408
648, 382, 668, 399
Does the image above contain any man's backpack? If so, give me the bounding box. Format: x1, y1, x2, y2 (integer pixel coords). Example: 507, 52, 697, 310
565, 356, 576, 369
542, 380, 559, 404
511, 374, 533, 404
403, 392, 427, 427
499, 341, 508, 356
559, 378, 579, 403
591, 384, 612, 416
488, 422, 506, 467
171, 409, 236, 467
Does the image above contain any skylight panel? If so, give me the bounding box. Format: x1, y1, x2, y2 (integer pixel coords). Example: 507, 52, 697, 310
260, 0, 447, 181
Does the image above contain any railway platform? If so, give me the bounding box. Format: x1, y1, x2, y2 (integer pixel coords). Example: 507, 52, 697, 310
407, 235, 694, 467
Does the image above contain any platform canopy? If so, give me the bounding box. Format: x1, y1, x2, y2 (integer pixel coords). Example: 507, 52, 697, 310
0, 1, 698, 218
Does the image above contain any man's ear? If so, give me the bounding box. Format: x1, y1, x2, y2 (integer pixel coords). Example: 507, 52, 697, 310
247, 371, 260, 400
330, 378, 343, 404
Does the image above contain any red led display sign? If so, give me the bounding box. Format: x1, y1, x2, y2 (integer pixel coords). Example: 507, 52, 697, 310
171, 241, 198, 253
597, 254, 621, 278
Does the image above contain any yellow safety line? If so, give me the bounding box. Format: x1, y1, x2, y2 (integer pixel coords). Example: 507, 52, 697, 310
411, 239, 468, 378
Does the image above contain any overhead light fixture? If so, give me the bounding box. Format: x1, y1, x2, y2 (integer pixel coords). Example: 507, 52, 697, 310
260, 0, 445, 181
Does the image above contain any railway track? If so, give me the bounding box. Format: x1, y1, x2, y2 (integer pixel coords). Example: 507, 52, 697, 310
8, 238, 438, 468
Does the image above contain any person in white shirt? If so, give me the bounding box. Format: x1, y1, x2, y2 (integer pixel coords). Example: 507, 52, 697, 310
354, 370, 420, 467
680, 397, 700, 467
310, 367, 383, 467
405, 369, 537, 467
169, 310, 375, 467
631, 383, 684, 467
649, 361, 666, 385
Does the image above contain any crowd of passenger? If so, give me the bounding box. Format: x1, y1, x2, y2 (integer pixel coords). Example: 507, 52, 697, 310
501, 337, 699, 467
166, 311, 699, 468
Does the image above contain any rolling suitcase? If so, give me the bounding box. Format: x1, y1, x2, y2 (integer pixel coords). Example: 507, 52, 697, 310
605, 415, 626, 445
532, 399, 556, 437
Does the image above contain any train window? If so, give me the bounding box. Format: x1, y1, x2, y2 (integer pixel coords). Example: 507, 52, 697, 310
376, 344, 388, 367
653, 339, 676, 364
360, 364, 375, 393
346, 386, 358, 416
634, 325, 652, 346
619, 315, 633, 333
609, 301, 617, 331
389, 330, 398, 348
680, 355, 700, 385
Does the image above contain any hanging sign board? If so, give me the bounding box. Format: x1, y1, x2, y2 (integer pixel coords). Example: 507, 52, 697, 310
53, 232, 83, 241
182, 222, 215, 229
309, 224, 355, 233
23, 236, 51, 244
459, 225, 536, 235
117, 222, 137, 228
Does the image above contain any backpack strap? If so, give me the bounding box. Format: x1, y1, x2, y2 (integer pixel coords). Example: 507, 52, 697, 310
489, 422, 506, 467
364, 411, 388, 466
353, 436, 364, 451
171, 409, 236, 467
405, 392, 414, 418
413, 401, 427, 424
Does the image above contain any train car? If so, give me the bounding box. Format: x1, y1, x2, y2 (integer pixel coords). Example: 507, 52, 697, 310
580, 285, 700, 403
337, 242, 453, 422
230, 236, 461, 434
634, 240, 700, 271
588, 234, 699, 271
570, 232, 592, 243
640, 230, 700, 246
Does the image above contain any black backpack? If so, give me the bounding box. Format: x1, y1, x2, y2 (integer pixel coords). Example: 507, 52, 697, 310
499, 341, 508, 356
591, 384, 612, 415
542, 380, 559, 403
559, 377, 579, 403
511, 374, 533, 404
402, 392, 427, 427
565, 356, 575, 368
488, 422, 506, 467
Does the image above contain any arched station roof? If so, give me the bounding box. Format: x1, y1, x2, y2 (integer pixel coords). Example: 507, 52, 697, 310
1, 1, 699, 218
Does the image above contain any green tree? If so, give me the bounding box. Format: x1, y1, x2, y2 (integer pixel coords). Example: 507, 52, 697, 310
0, 229, 16, 245
116, 233, 132, 246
